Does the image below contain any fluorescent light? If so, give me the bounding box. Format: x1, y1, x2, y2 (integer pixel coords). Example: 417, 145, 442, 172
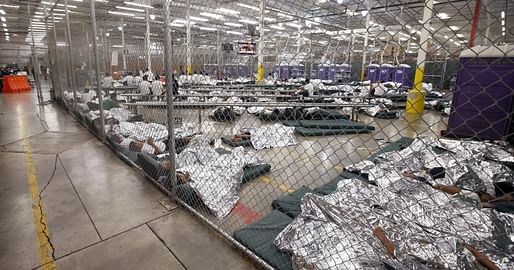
173, 19, 195, 25
216, 8, 239, 15
200, 12, 224, 19
189, 16, 208, 22
2, 23, 6, 27
1, 17, 5, 22
286, 22, 301, 28
118, 26, 122, 31
106, 32, 110, 37
405, 25, 411, 29
0, 4, 19, 8
269, 25, 285, 30
501, 11, 505, 19
116, 6, 144, 12
112, 44, 123, 48
449, 25, 459, 31
361, 10, 369, 16
108, 11, 135, 17
170, 23, 184, 27
237, 3, 259, 11
226, 30, 243, 35
456, 34, 464, 38
124, 2, 153, 9
276, 12, 293, 19
263, 17, 275, 22
239, 19, 258, 25
437, 12, 450, 19
41, 2, 77, 8
224, 22, 243, 27
149, 14, 155, 20
199, 26, 216, 31
0, 9, 5, 15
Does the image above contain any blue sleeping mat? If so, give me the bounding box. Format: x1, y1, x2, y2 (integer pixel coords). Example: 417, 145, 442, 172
233, 210, 293, 270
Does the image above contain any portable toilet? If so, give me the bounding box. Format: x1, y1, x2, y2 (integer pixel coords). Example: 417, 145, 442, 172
327, 65, 337, 81
379, 64, 395, 82
318, 64, 330, 80
447, 44, 514, 140
366, 64, 380, 82
238, 65, 250, 77
290, 65, 305, 78
332, 64, 351, 83
393, 64, 413, 87
274, 65, 290, 80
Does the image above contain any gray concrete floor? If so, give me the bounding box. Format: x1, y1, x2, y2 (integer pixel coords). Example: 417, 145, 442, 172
0, 82, 260, 270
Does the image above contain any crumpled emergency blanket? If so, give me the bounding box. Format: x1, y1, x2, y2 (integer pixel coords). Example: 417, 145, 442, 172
241, 123, 297, 150
176, 136, 265, 218
275, 136, 514, 269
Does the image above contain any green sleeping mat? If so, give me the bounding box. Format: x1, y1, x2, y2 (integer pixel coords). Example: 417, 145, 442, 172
314, 171, 368, 195
176, 163, 272, 208
233, 210, 293, 270
366, 137, 415, 161
271, 186, 318, 218
295, 127, 372, 136
374, 111, 399, 119
107, 136, 139, 163
284, 120, 375, 130
221, 136, 253, 147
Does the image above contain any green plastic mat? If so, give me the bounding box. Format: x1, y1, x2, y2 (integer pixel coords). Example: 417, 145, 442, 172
295, 127, 372, 136
314, 171, 368, 195
271, 186, 318, 218
367, 137, 415, 161
233, 210, 293, 270
221, 136, 253, 147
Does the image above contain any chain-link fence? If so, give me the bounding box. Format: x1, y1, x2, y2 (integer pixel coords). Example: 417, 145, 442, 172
39, 0, 514, 269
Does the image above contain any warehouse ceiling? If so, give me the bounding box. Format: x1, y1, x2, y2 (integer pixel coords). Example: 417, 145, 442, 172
0, 0, 512, 65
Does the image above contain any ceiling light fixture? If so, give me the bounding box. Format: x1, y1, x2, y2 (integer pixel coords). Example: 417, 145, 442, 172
0, 17, 6, 22
189, 16, 208, 22
200, 12, 224, 20
224, 22, 243, 27
149, 14, 155, 20
239, 19, 258, 25
0, 9, 5, 15
236, 3, 259, 11
199, 26, 216, 31
226, 30, 243, 35
116, 6, 144, 12
216, 8, 239, 15
108, 11, 135, 17
124, 2, 153, 9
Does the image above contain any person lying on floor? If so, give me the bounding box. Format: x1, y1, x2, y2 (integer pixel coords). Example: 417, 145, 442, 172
402, 168, 514, 207
160, 159, 191, 184
232, 131, 251, 141
110, 134, 166, 155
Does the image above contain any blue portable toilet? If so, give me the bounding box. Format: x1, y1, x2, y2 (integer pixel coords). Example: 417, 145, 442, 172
393, 64, 412, 87
366, 64, 380, 82
379, 64, 395, 82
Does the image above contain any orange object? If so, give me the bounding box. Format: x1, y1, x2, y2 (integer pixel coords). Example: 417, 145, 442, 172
2, 75, 31, 93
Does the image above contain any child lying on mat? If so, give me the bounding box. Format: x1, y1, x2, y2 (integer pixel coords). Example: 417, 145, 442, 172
402, 168, 514, 207
231, 131, 252, 142
160, 159, 191, 184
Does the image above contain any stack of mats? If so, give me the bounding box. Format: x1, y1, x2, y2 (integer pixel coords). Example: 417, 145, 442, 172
232, 137, 416, 270
137, 148, 272, 208
283, 119, 375, 136
2, 75, 31, 93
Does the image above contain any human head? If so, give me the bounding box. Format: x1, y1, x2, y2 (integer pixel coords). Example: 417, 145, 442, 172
105, 72, 110, 77
143, 75, 148, 81
155, 75, 160, 81
128, 72, 133, 76
128, 141, 144, 152
305, 79, 310, 84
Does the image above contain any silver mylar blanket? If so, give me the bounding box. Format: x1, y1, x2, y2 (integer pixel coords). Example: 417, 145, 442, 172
176, 135, 265, 219
275, 137, 514, 269
241, 123, 298, 150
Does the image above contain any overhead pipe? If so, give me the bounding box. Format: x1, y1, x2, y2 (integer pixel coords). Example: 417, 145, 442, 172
469, 0, 481, 48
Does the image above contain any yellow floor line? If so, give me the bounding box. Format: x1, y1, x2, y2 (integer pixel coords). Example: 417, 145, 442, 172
22, 120, 57, 270
259, 176, 294, 193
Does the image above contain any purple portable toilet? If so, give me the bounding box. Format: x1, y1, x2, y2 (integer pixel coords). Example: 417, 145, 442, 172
290, 65, 305, 78
340, 64, 352, 82
318, 64, 330, 80
366, 64, 380, 82
379, 64, 394, 82
327, 64, 337, 81
238, 65, 250, 77
331, 64, 351, 83
275, 65, 290, 80
447, 45, 514, 140
393, 64, 413, 87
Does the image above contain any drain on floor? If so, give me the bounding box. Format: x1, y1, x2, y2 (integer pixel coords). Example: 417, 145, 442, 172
158, 198, 176, 211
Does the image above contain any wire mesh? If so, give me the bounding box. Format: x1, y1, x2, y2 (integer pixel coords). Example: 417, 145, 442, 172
41, 0, 514, 269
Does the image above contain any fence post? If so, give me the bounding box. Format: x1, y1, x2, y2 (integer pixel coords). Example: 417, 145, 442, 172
51, 14, 62, 102
27, 2, 43, 105
163, 0, 177, 202
90, 0, 106, 141
64, 0, 78, 112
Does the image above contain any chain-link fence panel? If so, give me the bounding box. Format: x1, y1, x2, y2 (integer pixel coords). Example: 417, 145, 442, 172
45, 0, 514, 269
